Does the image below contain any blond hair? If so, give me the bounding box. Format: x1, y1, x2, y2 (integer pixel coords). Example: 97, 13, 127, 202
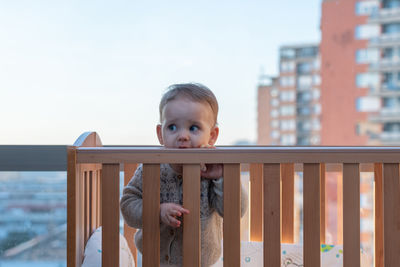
159, 83, 219, 125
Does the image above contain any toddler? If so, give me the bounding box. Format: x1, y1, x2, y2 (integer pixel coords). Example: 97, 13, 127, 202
120, 83, 248, 266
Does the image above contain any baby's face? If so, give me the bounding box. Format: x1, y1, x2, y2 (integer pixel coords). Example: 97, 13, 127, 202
157, 97, 218, 148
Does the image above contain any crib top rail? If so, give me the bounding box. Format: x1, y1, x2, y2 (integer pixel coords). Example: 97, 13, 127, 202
75, 145, 400, 164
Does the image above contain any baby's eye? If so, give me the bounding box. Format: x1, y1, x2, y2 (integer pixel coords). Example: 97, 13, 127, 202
168, 124, 177, 131
189, 125, 199, 132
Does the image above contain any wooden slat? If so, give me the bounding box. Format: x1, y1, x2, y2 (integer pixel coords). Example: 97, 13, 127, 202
67, 147, 78, 267
303, 163, 321, 267
124, 163, 138, 265
263, 163, 281, 266
250, 163, 263, 241
183, 164, 201, 267
337, 172, 343, 244
78, 165, 85, 265
383, 163, 400, 266
96, 170, 101, 228
101, 164, 120, 267
374, 163, 384, 267
223, 164, 241, 267
91, 170, 98, 230
89, 171, 95, 235
143, 164, 160, 267
320, 163, 326, 244
281, 163, 294, 243
343, 163, 360, 267
76, 146, 400, 164
84, 171, 90, 244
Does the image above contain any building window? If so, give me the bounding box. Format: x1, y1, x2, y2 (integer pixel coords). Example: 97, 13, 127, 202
280, 76, 295, 87
382, 72, 400, 90
280, 105, 296, 116
310, 135, 321, 145
356, 73, 380, 88
271, 120, 279, 129
280, 48, 296, 59
297, 47, 318, 58
383, 47, 394, 59
313, 74, 321, 86
383, 97, 400, 108
383, 23, 400, 35
281, 61, 295, 73
313, 104, 322, 115
271, 98, 279, 107
270, 89, 279, 97
271, 130, 280, 139
312, 119, 321, 131
383, 0, 400, 9
298, 121, 311, 131
312, 89, 321, 99
355, 1, 379, 15
383, 122, 400, 132
297, 137, 310, 146
297, 106, 312, 116
280, 91, 295, 102
270, 109, 279, 118
297, 62, 312, 74
356, 96, 381, 111
356, 48, 380, 63
297, 91, 312, 103
280, 120, 296, 131
355, 24, 380, 39
281, 134, 296, 145
297, 75, 313, 90
313, 57, 321, 70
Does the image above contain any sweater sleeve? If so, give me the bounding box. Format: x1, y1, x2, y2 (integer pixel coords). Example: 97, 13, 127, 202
120, 164, 144, 229
210, 176, 248, 218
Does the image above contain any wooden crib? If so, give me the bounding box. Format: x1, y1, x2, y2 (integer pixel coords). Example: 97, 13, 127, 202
67, 132, 400, 267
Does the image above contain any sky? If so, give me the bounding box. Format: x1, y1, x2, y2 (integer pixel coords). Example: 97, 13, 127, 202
0, 0, 321, 145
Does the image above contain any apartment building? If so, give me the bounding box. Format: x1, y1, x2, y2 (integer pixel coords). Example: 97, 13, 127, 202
257, 44, 321, 145
321, 0, 400, 145
259, 0, 400, 146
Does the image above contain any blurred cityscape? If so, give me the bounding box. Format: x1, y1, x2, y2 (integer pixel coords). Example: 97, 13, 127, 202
0, 172, 66, 266
2, 0, 400, 266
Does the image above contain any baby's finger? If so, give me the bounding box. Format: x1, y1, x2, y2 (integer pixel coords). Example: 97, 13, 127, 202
170, 209, 182, 217
178, 207, 190, 215
168, 216, 181, 227
200, 163, 207, 172
200, 144, 214, 148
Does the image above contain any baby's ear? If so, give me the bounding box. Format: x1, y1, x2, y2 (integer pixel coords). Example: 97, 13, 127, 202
156, 124, 164, 145
208, 126, 219, 146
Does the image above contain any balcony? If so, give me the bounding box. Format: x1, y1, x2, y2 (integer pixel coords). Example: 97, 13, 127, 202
2, 132, 400, 266
369, 87, 400, 96
380, 131, 400, 144
369, 107, 400, 122
369, 32, 400, 47
369, 57, 400, 71
368, 7, 400, 24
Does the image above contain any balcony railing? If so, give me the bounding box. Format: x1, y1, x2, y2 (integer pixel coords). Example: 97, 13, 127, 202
369, 7, 400, 24
369, 33, 400, 47
369, 58, 400, 72
66, 132, 400, 267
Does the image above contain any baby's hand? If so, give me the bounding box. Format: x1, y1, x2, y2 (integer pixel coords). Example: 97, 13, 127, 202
160, 203, 189, 228
200, 145, 223, 179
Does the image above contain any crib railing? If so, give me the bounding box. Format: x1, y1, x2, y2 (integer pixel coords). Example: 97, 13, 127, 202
67, 132, 400, 267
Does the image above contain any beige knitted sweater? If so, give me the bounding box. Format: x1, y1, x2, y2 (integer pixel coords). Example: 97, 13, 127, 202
120, 163, 248, 267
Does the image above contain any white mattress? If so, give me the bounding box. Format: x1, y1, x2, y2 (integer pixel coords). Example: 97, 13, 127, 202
211, 241, 370, 267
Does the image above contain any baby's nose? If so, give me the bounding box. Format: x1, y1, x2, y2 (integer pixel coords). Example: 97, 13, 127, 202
178, 130, 189, 141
